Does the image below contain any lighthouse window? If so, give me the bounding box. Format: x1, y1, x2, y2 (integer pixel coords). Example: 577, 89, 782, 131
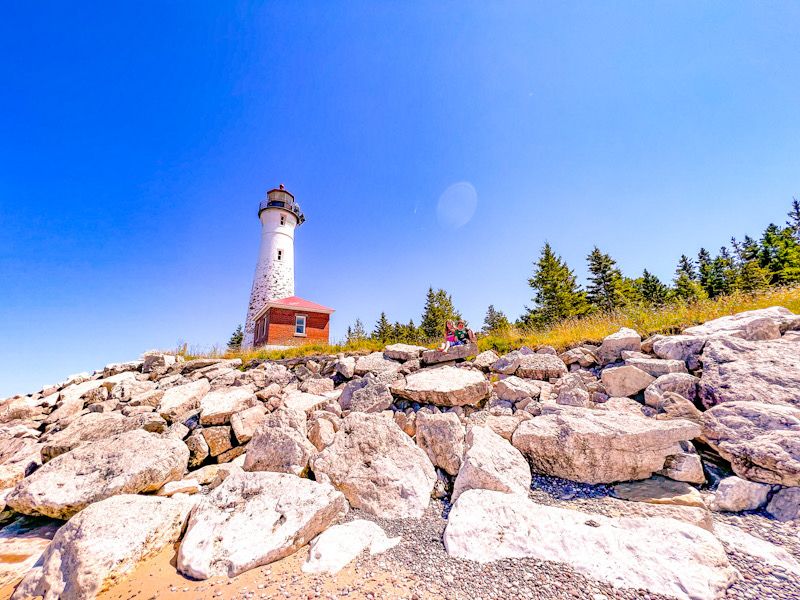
277, 250, 283, 261
295, 315, 307, 336
280, 215, 286, 226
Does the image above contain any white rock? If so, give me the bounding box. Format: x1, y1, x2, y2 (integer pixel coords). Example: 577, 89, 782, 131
415, 412, 465, 476
494, 376, 540, 403
177, 470, 347, 579
651, 335, 707, 370
157, 379, 211, 422
311, 412, 435, 519
624, 357, 687, 377
444, 489, 736, 600
354, 352, 401, 376
383, 344, 427, 361
157, 478, 201, 496
709, 476, 771, 512
391, 366, 490, 407
199, 387, 258, 426
714, 522, 800, 575
600, 365, 655, 398
596, 327, 641, 365
12, 495, 193, 600
452, 426, 530, 502
644, 373, 700, 409
684, 306, 793, 340
515, 354, 568, 380
765, 486, 800, 521
283, 390, 329, 415
230, 404, 268, 444
302, 520, 400, 575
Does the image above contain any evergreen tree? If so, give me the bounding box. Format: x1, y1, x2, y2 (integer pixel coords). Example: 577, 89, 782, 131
673, 256, 706, 302
737, 260, 771, 292
759, 224, 800, 284
420, 287, 461, 340
637, 270, 669, 306
346, 318, 367, 343
483, 305, 511, 334
522, 243, 588, 328
227, 325, 243, 351
585, 247, 626, 312
372, 312, 393, 343
697, 248, 714, 296
787, 198, 800, 243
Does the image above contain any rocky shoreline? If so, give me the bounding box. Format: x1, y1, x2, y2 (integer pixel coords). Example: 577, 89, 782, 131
0, 306, 798, 599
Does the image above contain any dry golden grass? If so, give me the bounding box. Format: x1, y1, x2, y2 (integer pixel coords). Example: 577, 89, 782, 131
184, 286, 800, 363
478, 286, 800, 354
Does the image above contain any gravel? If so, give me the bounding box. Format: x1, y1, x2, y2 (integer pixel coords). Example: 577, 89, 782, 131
342, 475, 800, 600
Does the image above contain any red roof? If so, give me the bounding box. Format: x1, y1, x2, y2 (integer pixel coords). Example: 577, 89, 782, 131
266, 296, 335, 314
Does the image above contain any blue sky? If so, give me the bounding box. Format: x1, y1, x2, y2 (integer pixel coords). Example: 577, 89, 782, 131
1, 2, 799, 397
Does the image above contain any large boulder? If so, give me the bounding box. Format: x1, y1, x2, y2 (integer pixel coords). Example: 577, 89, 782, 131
422, 343, 478, 365
683, 306, 796, 340
302, 520, 400, 575
709, 476, 771, 512
41, 412, 167, 462
177, 470, 347, 579
12, 495, 193, 600
0, 431, 41, 491
452, 425, 530, 502
384, 343, 427, 361
339, 374, 393, 413
651, 335, 707, 371
600, 365, 655, 398
444, 489, 736, 600
415, 412, 465, 476
698, 336, 800, 408
644, 373, 699, 409
354, 352, 401, 376
243, 408, 316, 476
199, 387, 258, 426
494, 376, 541, 403
6, 430, 189, 519
391, 366, 490, 407
766, 486, 800, 521
311, 413, 436, 519
702, 401, 800, 485
512, 405, 700, 484
156, 379, 210, 422
515, 354, 567, 380
596, 327, 641, 365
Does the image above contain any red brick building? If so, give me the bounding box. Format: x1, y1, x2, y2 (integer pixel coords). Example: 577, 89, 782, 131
252, 295, 334, 347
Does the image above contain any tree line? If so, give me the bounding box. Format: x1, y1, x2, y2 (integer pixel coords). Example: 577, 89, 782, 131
346, 199, 800, 343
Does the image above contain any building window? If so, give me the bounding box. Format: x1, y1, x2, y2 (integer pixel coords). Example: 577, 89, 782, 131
280, 215, 286, 226
295, 314, 307, 336
277, 249, 283, 261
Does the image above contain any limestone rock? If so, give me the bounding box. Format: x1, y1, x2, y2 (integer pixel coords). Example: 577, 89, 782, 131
494, 376, 540, 403
452, 426, 530, 502
709, 476, 771, 512
41, 412, 167, 462
515, 354, 567, 380
512, 405, 700, 484
13, 495, 193, 600
415, 412, 465, 476
714, 522, 800, 575
334, 357, 356, 379
0, 517, 60, 591
554, 373, 591, 407
0, 431, 41, 491
185, 431, 210, 468
339, 374, 393, 413
684, 306, 794, 341
391, 366, 490, 407
644, 372, 700, 408
354, 352, 401, 376
230, 404, 268, 444
311, 412, 435, 519
560, 347, 598, 368
657, 441, 705, 484
6, 430, 189, 519
653, 392, 703, 424
444, 489, 736, 600
299, 377, 334, 395
302, 519, 400, 575
308, 417, 336, 451
765, 486, 800, 521
201, 426, 234, 457
199, 387, 258, 426
384, 343, 427, 361
597, 327, 641, 365
421, 342, 478, 365
624, 357, 687, 378
698, 336, 800, 408
157, 379, 211, 422
142, 351, 178, 373
702, 401, 800, 485
244, 408, 316, 476
612, 476, 704, 508
283, 391, 329, 415
600, 365, 655, 398
472, 350, 499, 371
177, 470, 347, 579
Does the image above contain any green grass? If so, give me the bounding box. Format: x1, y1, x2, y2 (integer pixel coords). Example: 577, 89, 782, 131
181, 286, 800, 363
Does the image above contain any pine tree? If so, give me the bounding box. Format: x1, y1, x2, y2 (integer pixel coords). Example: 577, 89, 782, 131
585, 247, 626, 312
227, 325, 243, 351
483, 305, 511, 334
759, 224, 800, 284
787, 198, 800, 243
673, 256, 705, 302
522, 243, 588, 328
697, 248, 714, 296
346, 319, 367, 343
637, 270, 669, 306
737, 260, 771, 292
420, 287, 462, 340
372, 312, 393, 343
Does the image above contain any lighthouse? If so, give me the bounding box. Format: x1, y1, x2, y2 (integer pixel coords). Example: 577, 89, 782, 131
243, 185, 333, 349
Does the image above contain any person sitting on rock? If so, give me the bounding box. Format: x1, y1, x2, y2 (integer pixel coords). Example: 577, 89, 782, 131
454, 320, 470, 346
439, 320, 459, 352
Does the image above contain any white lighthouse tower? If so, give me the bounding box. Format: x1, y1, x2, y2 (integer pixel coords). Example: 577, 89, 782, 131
242, 184, 305, 348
